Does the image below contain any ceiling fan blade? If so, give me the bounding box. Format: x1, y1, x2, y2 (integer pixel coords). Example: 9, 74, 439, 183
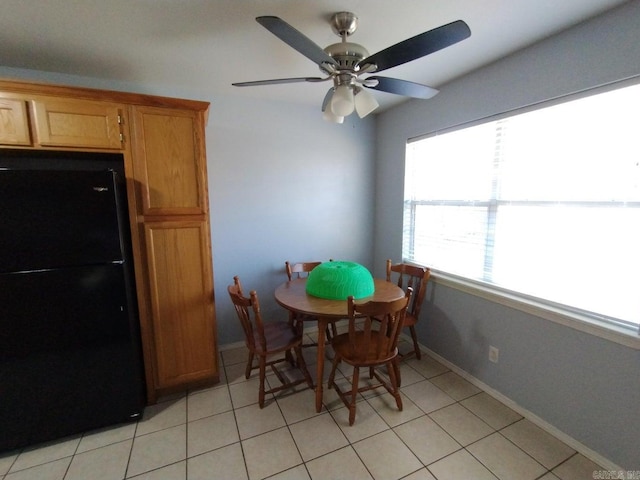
233, 77, 326, 87
256, 16, 338, 69
365, 76, 439, 99
358, 20, 471, 73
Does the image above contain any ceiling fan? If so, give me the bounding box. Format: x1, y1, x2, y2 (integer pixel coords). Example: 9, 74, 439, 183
233, 12, 471, 123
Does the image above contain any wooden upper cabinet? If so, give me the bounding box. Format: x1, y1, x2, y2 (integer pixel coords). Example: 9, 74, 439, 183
0, 98, 31, 146
132, 106, 206, 216
0, 79, 217, 403
31, 98, 124, 149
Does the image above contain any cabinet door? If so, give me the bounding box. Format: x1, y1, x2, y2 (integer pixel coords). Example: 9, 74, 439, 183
32, 98, 123, 149
132, 107, 206, 216
0, 98, 31, 146
144, 220, 217, 389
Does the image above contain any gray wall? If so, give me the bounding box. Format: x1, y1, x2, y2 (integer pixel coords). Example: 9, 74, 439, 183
374, 0, 640, 469
2, 0, 638, 469
0, 68, 376, 347
207, 96, 376, 344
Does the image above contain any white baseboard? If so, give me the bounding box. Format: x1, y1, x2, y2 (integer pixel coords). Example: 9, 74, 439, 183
219, 333, 620, 471
411, 336, 621, 472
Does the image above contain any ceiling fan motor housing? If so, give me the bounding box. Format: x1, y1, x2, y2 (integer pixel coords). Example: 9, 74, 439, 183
323, 11, 370, 77
234, 11, 471, 119
324, 42, 369, 71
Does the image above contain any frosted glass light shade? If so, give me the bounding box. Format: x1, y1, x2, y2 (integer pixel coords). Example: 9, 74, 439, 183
331, 85, 355, 116
306, 261, 374, 300
323, 108, 344, 123
355, 88, 379, 118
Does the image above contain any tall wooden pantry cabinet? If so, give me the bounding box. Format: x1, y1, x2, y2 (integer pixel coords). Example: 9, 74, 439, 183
0, 79, 219, 404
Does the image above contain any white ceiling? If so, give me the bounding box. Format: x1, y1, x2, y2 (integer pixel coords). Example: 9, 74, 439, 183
0, 0, 629, 112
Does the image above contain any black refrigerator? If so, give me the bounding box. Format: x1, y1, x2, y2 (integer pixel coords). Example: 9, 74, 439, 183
0, 150, 145, 452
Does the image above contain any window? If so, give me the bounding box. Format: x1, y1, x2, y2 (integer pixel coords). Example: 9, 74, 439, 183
404, 82, 640, 332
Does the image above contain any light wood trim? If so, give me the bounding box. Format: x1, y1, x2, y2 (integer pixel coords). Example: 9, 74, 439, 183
0, 78, 209, 114
120, 148, 160, 404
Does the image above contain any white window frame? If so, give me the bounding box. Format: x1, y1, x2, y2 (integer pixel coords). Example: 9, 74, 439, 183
403, 78, 640, 348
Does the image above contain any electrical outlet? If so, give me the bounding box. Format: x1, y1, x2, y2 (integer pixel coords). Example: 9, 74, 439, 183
489, 346, 499, 363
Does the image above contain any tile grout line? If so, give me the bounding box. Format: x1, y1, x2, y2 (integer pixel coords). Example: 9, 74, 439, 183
4, 345, 606, 480
122, 412, 141, 479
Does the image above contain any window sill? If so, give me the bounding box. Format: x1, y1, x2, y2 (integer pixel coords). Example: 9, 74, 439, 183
431, 272, 640, 350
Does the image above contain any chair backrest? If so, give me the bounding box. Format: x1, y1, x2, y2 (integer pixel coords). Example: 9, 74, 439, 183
347, 288, 412, 362
285, 261, 322, 281
227, 276, 266, 352
386, 260, 431, 319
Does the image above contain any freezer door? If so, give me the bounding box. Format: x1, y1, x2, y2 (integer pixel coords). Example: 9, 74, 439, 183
0, 264, 145, 451
0, 169, 124, 273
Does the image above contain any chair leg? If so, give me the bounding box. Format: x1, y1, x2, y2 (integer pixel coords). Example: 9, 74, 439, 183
387, 359, 403, 412
409, 325, 421, 360
245, 351, 254, 379
285, 348, 295, 367
258, 356, 266, 408
393, 357, 402, 388
328, 354, 341, 388
325, 325, 333, 342
349, 366, 360, 426
295, 345, 314, 388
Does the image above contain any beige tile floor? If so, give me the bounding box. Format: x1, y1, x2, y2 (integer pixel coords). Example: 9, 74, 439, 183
0, 335, 605, 480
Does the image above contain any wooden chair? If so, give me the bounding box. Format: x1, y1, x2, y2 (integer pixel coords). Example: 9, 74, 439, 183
285, 261, 322, 281
327, 288, 412, 425
284, 261, 337, 343
227, 276, 313, 408
386, 259, 431, 360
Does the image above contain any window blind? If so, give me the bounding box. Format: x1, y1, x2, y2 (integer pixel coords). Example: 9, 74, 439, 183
403, 82, 640, 330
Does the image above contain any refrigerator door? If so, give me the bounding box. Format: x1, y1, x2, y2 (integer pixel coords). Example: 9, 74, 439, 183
0, 169, 124, 273
0, 264, 145, 450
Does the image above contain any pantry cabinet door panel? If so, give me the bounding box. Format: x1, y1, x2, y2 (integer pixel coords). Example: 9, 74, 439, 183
144, 220, 216, 388
133, 107, 206, 216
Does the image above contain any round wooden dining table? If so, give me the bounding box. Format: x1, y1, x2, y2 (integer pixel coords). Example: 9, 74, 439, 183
274, 277, 405, 412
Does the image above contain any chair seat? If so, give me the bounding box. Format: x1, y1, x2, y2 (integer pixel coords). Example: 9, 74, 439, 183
327, 291, 411, 425
253, 321, 301, 354
228, 276, 313, 408
332, 332, 397, 366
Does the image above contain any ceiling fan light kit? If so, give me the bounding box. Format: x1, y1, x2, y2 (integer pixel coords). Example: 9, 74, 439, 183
330, 84, 355, 116
354, 87, 379, 118
233, 11, 471, 123
322, 109, 344, 124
